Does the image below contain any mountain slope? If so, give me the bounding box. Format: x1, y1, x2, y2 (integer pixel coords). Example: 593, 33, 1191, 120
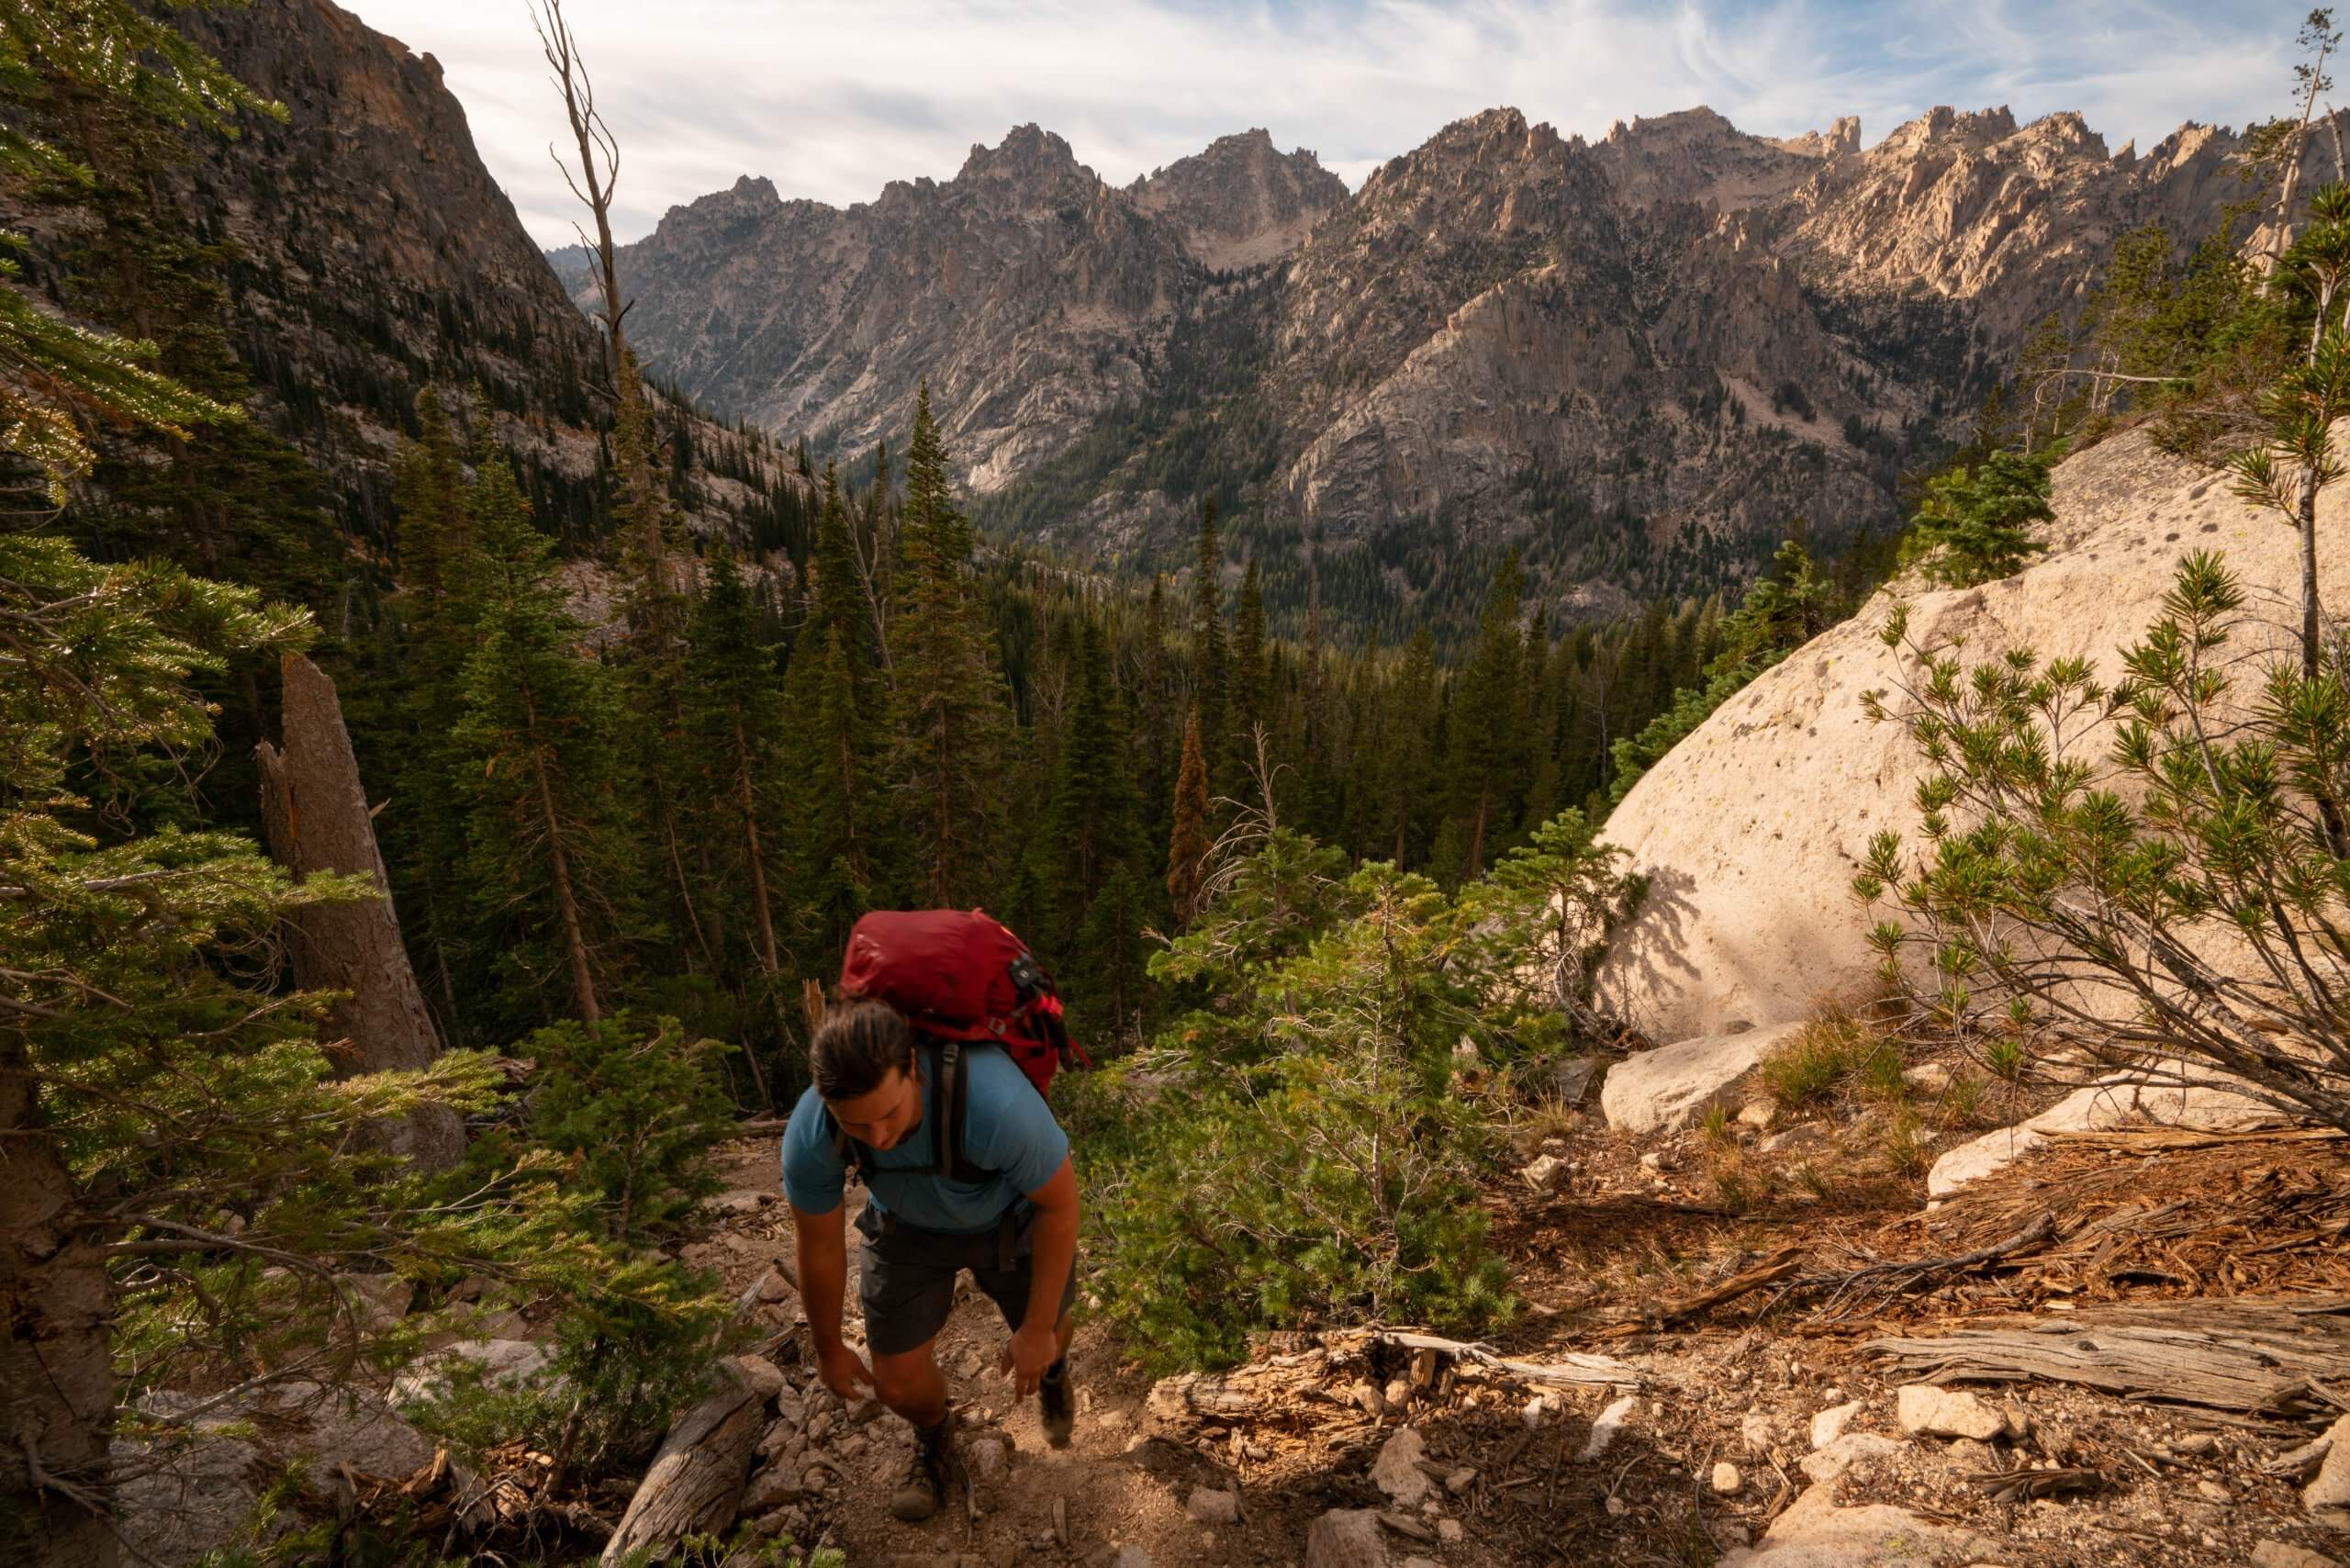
155, 0, 802, 552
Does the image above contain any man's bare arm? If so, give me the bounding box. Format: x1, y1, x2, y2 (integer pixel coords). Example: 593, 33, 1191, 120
1005, 1156, 1080, 1395
790, 1201, 872, 1397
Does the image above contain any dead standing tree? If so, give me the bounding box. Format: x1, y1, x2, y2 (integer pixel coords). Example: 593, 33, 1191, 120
532, 0, 628, 380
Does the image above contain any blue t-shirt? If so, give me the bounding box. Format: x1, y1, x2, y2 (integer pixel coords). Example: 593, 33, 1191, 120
781, 1047, 1069, 1235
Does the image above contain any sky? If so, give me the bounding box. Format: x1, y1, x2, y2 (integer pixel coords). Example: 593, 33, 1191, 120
348, 0, 2311, 248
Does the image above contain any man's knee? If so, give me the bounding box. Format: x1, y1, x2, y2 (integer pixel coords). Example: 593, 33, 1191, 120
869, 1343, 939, 1408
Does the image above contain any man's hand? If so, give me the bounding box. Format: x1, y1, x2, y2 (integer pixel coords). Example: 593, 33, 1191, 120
997, 1320, 1059, 1398
816, 1341, 874, 1400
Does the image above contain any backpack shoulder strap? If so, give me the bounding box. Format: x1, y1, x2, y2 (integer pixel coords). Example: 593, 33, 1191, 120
825, 1107, 867, 1181
933, 1038, 990, 1185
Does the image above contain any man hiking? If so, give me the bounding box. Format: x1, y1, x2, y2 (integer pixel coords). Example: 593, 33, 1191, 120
782, 995, 1080, 1522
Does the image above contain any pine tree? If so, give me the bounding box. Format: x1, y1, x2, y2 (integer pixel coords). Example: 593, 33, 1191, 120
808, 461, 876, 706
1225, 554, 1267, 780
1167, 710, 1213, 926
382, 391, 484, 1038
1384, 628, 1441, 868
0, 16, 503, 1563
1039, 620, 1155, 1019
789, 623, 878, 950
1443, 553, 1526, 881
1138, 573, 1175, 826
448, 449, 643, 1026
1191, 498, 1227, 790
681, 546, 788, 1096
890, 384, 1012, 906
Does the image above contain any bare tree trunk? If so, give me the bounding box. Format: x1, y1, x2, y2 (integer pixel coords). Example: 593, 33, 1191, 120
532, 0, 628, 379
735, 728, 781, 980
2267, 44, 2334, 283
0, 1037, 116, 1568
522, 689, 601, 1023
257, 655, 463, 1168
727, 738, 779, 1111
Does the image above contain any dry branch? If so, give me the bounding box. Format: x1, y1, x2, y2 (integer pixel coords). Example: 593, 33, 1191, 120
1598, 1249, 1802, 1337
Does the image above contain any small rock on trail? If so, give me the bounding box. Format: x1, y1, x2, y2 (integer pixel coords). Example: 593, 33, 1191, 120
1896, 1383, 2006, 1440
1304, 1507, 1389, 1568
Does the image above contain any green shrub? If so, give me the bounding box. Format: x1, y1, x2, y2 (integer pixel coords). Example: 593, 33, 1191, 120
1857, 552, 2350, 1134
409, 1013, 741, 1479
1896, 448, 2055, 588
510, 1011, 734, 1241
1096, 861, 1512, 1369
1759, 1019, 1864, 1108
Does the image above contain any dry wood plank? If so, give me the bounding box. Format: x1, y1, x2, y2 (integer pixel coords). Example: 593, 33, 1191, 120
1863, 1298, 2350, 1416
599, 1358, 767, 1562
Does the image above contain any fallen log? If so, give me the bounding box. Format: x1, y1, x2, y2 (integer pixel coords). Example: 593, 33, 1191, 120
1147, 1354, 1345, 1426
1863, 1297, 2350, 1417
2047, 1126, 2344, 1153
599, 1357, 770, 1563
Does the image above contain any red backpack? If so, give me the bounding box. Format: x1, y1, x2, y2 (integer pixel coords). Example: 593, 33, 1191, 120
829, 910, 1088, 1182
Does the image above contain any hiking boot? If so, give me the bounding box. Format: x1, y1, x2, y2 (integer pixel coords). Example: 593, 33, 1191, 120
890, 1408, 957, 1521
1039, 1357, 1074, 1449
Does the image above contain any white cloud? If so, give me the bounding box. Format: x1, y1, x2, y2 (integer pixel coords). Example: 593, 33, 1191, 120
343, 0, 2303, 246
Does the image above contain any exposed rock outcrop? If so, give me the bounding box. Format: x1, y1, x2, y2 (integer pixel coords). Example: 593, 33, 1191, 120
1130, 129, 1348, 271
1595, 427, 2350, 1041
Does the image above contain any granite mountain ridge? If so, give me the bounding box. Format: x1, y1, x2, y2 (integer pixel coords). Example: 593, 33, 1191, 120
567, 100, 2324, 612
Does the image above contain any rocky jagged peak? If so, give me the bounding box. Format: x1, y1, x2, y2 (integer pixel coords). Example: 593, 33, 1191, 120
957, 123, 1086, 184
1591, 103, 1829, 212
1130, 128, 1348, 270
2142, 121, 2230, 180
1768, 116, 1862, 160
1358, 106, 1571, 202
645, 174, 789, 246
2014, 109, 2107, 159
1874, 104, 2021, 160
1602, 105, 1738, 145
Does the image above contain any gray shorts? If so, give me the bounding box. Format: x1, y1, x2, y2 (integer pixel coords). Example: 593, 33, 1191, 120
855, 1203, 1078, 1359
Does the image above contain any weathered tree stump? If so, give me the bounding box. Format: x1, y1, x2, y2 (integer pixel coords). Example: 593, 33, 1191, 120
599, 1357, 768, 1562
256, 653, 461, 1167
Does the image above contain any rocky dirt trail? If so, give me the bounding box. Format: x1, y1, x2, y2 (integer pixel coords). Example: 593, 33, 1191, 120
683, 1075, 2350, 1568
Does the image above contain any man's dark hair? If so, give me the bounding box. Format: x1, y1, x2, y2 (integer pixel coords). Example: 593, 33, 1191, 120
810, 1000, 916, 1101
